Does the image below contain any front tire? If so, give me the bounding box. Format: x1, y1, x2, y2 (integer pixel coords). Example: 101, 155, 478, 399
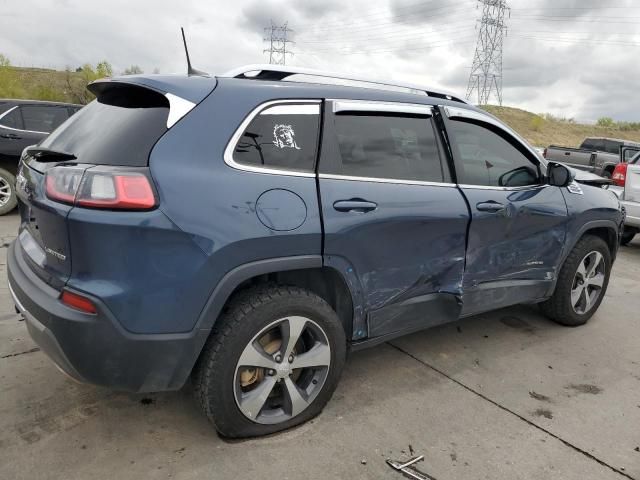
540, 235, 611, 326
193, 284, 346, 438
0, 168, 17, 215
620, 228, 637, 246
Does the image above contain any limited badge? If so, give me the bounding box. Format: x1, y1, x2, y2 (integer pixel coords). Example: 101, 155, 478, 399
273, 124, 301, 150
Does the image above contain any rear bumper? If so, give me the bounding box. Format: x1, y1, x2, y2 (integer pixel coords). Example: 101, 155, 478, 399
621, 199, 640, 228
7, 240, 209, 393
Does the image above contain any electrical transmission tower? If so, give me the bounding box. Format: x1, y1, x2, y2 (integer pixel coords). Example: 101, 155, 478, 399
264, 22, 294, 65
466, 0, 510, 105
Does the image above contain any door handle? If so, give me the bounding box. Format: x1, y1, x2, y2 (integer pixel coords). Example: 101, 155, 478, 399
0, 133, 21, 140
476, 201, 505, 213
333, 199, 378, 213
564, 151, 571, 156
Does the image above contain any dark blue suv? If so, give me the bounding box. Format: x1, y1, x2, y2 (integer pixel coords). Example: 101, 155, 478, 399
7, 65, 624, 438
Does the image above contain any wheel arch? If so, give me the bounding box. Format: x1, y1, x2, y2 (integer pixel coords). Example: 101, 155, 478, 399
195, 255, 355, 340
561, 220, 619, 268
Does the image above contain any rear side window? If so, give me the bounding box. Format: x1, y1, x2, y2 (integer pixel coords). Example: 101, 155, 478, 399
232, 103, 320, 172
0, 108, 22, 129
325, 114, 445, 182
581, 138, 605, 152
21, 105, 69, 133
604, 140, 622, 155
40, 85, 169, 167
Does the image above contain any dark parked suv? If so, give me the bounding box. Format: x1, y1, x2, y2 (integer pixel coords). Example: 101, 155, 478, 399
7, 66, 624, 438
0, 99, 82, 214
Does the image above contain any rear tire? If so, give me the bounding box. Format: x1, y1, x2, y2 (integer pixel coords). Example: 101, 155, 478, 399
193, 284, 346, 438
540, 235, 611, 327
620, 228, 637, 246
0, 168, 17, 215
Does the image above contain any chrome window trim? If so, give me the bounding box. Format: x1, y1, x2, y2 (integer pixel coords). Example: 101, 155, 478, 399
0, 105, 49, 134
443, 105, 546, 166
332, 99, 433, 116
319, 173, 455, 188
457, 183, 549, 191
223, 99, 321, 178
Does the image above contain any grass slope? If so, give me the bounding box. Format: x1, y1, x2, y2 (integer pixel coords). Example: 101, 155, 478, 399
482, 105, 640, 148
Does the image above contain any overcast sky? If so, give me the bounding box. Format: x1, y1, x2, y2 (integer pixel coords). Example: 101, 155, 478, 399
2, 0, 638, 121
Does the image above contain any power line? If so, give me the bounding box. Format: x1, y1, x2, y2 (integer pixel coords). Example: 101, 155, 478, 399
466, 0, 510, 106
264, 21, 294, 65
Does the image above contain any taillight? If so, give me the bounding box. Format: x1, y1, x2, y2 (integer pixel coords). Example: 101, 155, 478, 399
45, 166, 157, 210
61, 290, 97, 314
612, 163, 628, 187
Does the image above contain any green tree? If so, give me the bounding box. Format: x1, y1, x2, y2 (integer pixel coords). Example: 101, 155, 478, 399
597, 117, 615, 128
123, 65, 143, 75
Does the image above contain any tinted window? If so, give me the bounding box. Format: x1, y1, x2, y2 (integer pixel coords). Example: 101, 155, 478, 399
327, 114, 445, 182
233, 103, 320, 172
581, 138, 605, 152
0, 108, 22, 129
604, 140, 622, 155
623, 148, 640, 162
40, 85, 169, 166
448, 120, 539, 187
21, 105, 69, 133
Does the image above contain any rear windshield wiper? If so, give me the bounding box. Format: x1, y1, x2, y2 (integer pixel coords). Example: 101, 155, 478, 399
25, 147, 77, 162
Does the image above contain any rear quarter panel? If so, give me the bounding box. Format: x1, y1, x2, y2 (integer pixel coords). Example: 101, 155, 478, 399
149, 81, 323, 332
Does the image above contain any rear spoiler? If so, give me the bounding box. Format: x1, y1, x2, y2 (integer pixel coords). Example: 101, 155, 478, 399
88, 75, 217, 128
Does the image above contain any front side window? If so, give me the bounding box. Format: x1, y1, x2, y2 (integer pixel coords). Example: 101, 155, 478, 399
326, 113, 445, 182
0, 108, 23, 129
448, 120, 540, 187
233, 103, 320, 172
21, 105, 69, 133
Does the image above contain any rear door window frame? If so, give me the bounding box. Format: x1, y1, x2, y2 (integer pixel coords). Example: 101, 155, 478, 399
319, 99, 454, 186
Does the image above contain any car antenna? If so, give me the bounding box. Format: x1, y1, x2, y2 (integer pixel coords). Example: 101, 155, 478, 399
181, 27, 208, 76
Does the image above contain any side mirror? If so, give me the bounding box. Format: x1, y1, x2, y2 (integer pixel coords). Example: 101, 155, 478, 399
547, 162, 575, 187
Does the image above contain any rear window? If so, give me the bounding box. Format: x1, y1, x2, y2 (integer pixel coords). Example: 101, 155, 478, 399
39, 85, 169, 167
232, 102, 320, 173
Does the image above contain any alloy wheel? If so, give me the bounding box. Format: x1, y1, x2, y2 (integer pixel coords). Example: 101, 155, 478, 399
0, 177, 11, 207
571, 250, 606, 315
233, 316, 331, 425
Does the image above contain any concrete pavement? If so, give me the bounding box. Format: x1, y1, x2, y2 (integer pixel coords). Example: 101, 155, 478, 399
1, 211, 638, 480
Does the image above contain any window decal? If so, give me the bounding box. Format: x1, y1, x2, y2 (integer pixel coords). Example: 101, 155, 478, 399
273, 124, 301, 150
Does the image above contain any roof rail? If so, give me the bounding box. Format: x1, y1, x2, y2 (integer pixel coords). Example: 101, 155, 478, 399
220, 64, 468, 104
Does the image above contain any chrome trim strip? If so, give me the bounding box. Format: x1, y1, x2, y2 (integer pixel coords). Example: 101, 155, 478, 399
443, 106, 546, 165
0, 106, 49, 134
319, 173, 455, 188
220, 64, 467, 104
223, 99, 321, 178
8, 278, 26, 314
332, 100, 433, 116
458, 183, 548, 191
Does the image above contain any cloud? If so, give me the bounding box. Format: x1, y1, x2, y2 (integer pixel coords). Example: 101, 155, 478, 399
1, 0, 639, 121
